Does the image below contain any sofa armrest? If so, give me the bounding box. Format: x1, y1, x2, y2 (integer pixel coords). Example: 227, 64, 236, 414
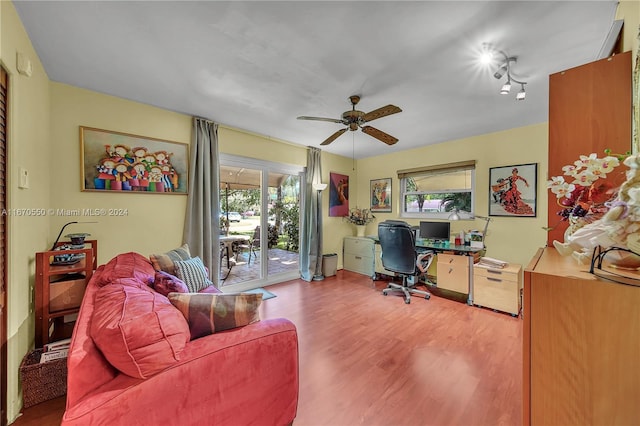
63, 318, 298, 426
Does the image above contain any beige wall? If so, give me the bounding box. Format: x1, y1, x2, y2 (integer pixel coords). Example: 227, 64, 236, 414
1, 1, 51, 421
49, 83, 192, 265
357, 123, 549, 268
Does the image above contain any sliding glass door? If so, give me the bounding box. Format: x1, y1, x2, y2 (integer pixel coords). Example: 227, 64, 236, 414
219, 154, 303, 292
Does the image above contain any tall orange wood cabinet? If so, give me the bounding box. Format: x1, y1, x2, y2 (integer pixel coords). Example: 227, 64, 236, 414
523, 247, 640, 425
525, 50, 636, 425
547, 51, 632, 246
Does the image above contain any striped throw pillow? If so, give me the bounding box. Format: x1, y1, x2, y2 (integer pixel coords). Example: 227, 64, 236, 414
173, 256, 213, 293
168, 292, 262, 340
149, 244, 191, 275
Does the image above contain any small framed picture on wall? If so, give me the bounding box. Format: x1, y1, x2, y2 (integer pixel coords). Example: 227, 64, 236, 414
329, 172, 349, 217
370, 178, 392, 212
489, 163, 537, 217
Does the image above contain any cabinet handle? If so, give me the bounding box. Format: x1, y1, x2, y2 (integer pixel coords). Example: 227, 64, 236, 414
488, 277, 502, 283
448, 268, 453, 274
487, 269, 503, 275
449, 258, 454, 263
355, 256, 362, 260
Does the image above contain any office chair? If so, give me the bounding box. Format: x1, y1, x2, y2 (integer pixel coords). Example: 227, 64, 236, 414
378, 220, 432, 304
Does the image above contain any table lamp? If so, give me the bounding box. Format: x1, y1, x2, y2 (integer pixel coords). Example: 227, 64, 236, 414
447, 209, 492, 246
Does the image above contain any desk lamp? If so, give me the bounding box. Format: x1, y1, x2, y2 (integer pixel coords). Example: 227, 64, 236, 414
447, 210, 492, 246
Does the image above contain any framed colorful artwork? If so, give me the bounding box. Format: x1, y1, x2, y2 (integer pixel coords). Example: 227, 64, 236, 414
329, 172, 349, 217
370, 178, 392, 212
489, 163, 537, 217
80, 126, 189, 194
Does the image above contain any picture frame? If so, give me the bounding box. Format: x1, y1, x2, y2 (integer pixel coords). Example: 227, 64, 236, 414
489, 163, 537, 217
329, 172, 349, 217
80, 126, 189, 194
370, 178, 392, 212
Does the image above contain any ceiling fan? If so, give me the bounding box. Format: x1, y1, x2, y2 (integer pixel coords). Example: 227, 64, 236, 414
297, 95, 402, 146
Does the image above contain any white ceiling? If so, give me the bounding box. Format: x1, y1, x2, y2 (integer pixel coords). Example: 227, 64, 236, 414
14, 1, 619, 159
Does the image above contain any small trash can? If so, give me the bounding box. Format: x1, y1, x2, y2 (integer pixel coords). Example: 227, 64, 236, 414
322, 253, 338, 277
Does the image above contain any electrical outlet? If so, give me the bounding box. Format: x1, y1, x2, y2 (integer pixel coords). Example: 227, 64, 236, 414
19, 167, 29, 189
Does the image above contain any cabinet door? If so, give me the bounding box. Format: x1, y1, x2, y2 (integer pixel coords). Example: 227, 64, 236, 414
473, 274, 519, 315
436, 254, 468, 293
547, 52, 631, 245
344, 237, 373, 257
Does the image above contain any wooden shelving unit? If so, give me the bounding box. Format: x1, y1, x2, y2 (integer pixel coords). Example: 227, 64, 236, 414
35, 240, 97, 348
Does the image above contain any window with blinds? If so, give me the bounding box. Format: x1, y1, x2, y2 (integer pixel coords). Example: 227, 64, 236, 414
398, 160, 476, 219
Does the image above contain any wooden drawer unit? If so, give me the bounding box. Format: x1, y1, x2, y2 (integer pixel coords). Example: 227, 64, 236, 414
473, 263, 522, 316
436, 253, 469, 294
343, 237, 374, 277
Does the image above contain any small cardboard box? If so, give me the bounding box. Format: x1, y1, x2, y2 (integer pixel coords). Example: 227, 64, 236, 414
50, 276, 86, 312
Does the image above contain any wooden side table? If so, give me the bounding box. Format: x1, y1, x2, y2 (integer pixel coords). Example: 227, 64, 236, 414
35, 240, 97, 348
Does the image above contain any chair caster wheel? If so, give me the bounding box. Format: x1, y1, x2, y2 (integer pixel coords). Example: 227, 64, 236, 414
405, 299, 410, 304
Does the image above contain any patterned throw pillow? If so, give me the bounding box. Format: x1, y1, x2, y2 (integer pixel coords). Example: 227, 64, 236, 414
149, 244, 191, 276
173, 256, 213, 293
152, 270, 189, 297
168, 292, 262, 340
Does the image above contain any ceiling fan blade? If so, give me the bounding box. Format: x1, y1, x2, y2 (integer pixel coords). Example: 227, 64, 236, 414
362, 105, 402, 122
361, 126, 398, 145
320, 128, 347, 145
297, 116, 345, 124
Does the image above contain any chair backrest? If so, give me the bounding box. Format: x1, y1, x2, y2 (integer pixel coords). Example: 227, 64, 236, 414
252, 226, 260, 246
378, 220, 417, 275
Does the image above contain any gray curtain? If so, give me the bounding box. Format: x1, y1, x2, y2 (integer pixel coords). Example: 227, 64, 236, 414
183, 117, 221, 286
300, 147, 323, 281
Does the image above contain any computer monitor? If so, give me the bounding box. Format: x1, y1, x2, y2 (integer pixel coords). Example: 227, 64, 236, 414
419, 221, 450, 242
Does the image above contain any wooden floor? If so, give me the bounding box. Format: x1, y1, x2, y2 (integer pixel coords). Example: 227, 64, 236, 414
11, 270, 522, 426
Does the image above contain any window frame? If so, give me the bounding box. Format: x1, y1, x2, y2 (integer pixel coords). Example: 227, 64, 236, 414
398, 161, 476, 220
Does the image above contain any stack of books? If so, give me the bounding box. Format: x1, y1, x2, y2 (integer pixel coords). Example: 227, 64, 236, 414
40, 338, 71, 363
478, 256, 508, 269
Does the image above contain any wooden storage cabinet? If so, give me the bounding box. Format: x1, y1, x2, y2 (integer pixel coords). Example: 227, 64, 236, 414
35, 240, 97, 348
523, 247, 640, 425
343, 237, 374, 277
473, 263, 522, 315
436, 253, 469, 294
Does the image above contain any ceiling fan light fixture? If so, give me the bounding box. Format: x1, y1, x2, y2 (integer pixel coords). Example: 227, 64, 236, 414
298, 95, 401, 146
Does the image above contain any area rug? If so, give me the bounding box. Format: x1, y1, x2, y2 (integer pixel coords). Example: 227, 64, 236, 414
244, 287, 277, 300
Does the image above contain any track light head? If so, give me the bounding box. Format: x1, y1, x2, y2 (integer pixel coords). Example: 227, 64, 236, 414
493, 62, 508, 79
516, 84, 526, 101
500, 81, 511, 94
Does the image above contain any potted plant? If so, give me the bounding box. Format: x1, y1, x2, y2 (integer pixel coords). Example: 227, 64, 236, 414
344, 208, 375, 236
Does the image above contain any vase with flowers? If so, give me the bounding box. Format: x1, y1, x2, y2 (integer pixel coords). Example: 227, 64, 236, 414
344, 207, 375, 236
547, 151, 640, 268
546, 150, 627, 239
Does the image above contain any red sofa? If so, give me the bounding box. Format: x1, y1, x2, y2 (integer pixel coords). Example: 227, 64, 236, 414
62, 252, 299, 425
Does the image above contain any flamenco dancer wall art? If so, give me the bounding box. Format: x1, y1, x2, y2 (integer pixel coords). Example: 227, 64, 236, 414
489, 163, 537, 217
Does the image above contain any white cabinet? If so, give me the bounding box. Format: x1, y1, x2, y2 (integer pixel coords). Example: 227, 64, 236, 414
343, 237, 375, 277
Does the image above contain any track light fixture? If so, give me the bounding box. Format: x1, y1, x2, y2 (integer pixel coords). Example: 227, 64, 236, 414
490, 49, 527, 101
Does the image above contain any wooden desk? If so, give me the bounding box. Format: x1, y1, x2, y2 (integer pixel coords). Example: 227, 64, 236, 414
369, 236, 483, 303
523, 247, 640, 425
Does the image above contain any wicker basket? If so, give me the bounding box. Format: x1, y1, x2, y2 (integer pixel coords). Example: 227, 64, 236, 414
19, 349, 67, 408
